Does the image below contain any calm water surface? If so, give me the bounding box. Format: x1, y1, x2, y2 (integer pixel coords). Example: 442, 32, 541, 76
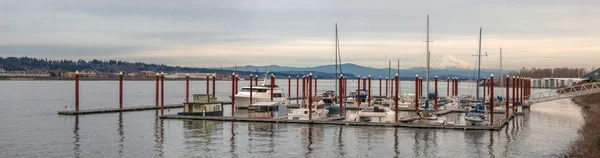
0, 80, 583, 157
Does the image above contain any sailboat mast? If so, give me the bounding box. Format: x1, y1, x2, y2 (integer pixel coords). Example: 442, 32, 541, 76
397, 59, 400, 94
335, 23, 338, 95
426, 15, 430, 94
500, 47, 503, 86
477, 27, 482, 100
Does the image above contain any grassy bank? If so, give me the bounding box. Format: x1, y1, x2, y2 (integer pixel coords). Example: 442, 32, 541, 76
568, 93, 600, 157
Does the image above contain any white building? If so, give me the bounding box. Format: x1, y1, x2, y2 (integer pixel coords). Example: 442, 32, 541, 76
530, 78, 585, 88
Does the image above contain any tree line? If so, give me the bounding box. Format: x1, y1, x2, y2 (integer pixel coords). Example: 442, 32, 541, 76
509, 67, 592, 78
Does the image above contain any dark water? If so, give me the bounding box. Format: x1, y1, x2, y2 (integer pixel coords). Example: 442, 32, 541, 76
0, 80, 583, 157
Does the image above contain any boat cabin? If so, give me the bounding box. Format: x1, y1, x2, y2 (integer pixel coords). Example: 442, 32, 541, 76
179, 94, 223, 116
248, 102, 286, 118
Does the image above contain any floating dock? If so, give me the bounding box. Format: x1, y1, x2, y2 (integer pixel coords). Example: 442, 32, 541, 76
160, 114, 510, 130
58, 104, 184, 115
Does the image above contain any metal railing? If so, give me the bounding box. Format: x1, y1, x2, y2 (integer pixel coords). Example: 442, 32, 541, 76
526, 82, 600, 104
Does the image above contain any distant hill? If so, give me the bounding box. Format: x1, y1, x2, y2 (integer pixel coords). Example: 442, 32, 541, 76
223, 63, 512, 80
0, 56, 352, 78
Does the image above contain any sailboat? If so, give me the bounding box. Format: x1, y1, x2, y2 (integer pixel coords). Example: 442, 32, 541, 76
465, 28, 487, 124
419, 15, 437, 120
325, 23, 344, 112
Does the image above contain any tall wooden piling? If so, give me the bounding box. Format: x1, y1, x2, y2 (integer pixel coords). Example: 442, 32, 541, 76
447, 77, 450, 97
490, 74, 494, 127
206, 73, 210, 102
385, 77, 388, 98
250, 74, 253, 105
357, 76, 361, 106
455, 78, 459, 96
309, 73, 313, 120
516, 76, 520, 107
379, 76, 382, 100
270, 74, 274, 101
339, 75, 343, 115
315, 76, 318, 95
185, 74, 189, 103
119, 72, 123, 109
505, 75, 509, 119
75, 71, 79, 111
434, 76, 438, 110
255, 75, 258, 86
483, 77, 487, 104
476, 78, 480, 100
512, 76, 516, 113
302, 75, 306, 106
296, 75, 299, 105
395, 74, 399, 123
520, 77, 524, 105
368, 75, 371, 106
231, 73, 235, 117
363, 77, 367, 92
212, 74, 216, 99
155, 73, 159, 107
288, 76, 291, 100
161, 72, 164, 116
415, 75, 419, 112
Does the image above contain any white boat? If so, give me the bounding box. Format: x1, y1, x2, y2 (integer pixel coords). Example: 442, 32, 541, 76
234, 74, 288, 109
465, 104, 486, 125
287, 108, 329, 120
348, 106, 396, 123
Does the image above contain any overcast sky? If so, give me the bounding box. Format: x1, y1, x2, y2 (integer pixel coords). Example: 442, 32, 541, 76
1, 0, 598, 69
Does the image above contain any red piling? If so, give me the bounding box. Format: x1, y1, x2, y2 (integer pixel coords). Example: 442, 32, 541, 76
363, 77, 366, 92
368, 75, 371, 106
270, 74, 274, 101
75, 71, 79, 111
395, 74, 399, 123
185, 74, 189, 103
434, 76, 438, 111
315, 76, 318, 95
455, 78, 459, 96
288, 76, 291, 100
302, 76, 306, 106
255, 75, 258, 86
155, 73, 159, 107
250, 74, 253, 105
212, 74, 216, 99
415, 75, 419, 112
379, 76, 382, 100
357, 76, 361, 106
512, 76, 516, 113
161, 72, 164, 116
490, 74, 494, 127
476, 78, 480, 100
483, 77, 487, 104
119, 72, 123, 109
235, 75, 239, 95
385, 77, 388, 98
447, 78, 450, 97
520, 77, 523, 105
296, 75, 299, 105
206, 74, 210, 102
231, 73, 235, 117
309, 73, 313, 120
339, 75, 343, 115
505, 75, 509, 119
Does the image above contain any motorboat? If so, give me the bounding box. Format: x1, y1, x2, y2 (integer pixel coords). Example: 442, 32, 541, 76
348, 106, 395, 123
287, 108, 329, 120
233, 74, 288, 109
465, 104, 486, 125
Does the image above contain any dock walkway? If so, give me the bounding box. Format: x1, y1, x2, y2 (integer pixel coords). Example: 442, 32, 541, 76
58, 104, 184, 115
161, 115, 506, 130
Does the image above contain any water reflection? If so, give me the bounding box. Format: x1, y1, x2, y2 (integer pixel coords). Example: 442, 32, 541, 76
394, 128, 399, 157
246, 123, 276, 155
118, 112, 124, 157
154, 110, 164, 157
412, 129, 439, 157
488, 132, 494, 158
336, 126, 345, 157
72, 115, 80, 157
230, 121, 237, 157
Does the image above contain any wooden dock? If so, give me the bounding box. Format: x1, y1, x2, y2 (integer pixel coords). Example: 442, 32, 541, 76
58, 104, 184, 115
160, 115, 507, 130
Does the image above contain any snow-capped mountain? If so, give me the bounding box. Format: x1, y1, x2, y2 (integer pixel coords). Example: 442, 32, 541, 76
432, 54, 472, 69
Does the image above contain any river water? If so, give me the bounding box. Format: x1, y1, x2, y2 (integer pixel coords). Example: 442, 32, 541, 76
0, 80, 583, 157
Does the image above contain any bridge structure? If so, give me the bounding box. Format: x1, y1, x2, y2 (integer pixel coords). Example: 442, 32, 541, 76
525, 82, 600, 105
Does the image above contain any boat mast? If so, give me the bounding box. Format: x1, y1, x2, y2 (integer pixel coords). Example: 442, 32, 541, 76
426, 15, 430, 95
477, 28, 482, 100
389, 60, 391, 97
335, 23, 338, 95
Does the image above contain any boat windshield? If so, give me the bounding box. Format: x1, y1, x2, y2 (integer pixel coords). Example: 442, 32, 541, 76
241, 88, 268, 92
